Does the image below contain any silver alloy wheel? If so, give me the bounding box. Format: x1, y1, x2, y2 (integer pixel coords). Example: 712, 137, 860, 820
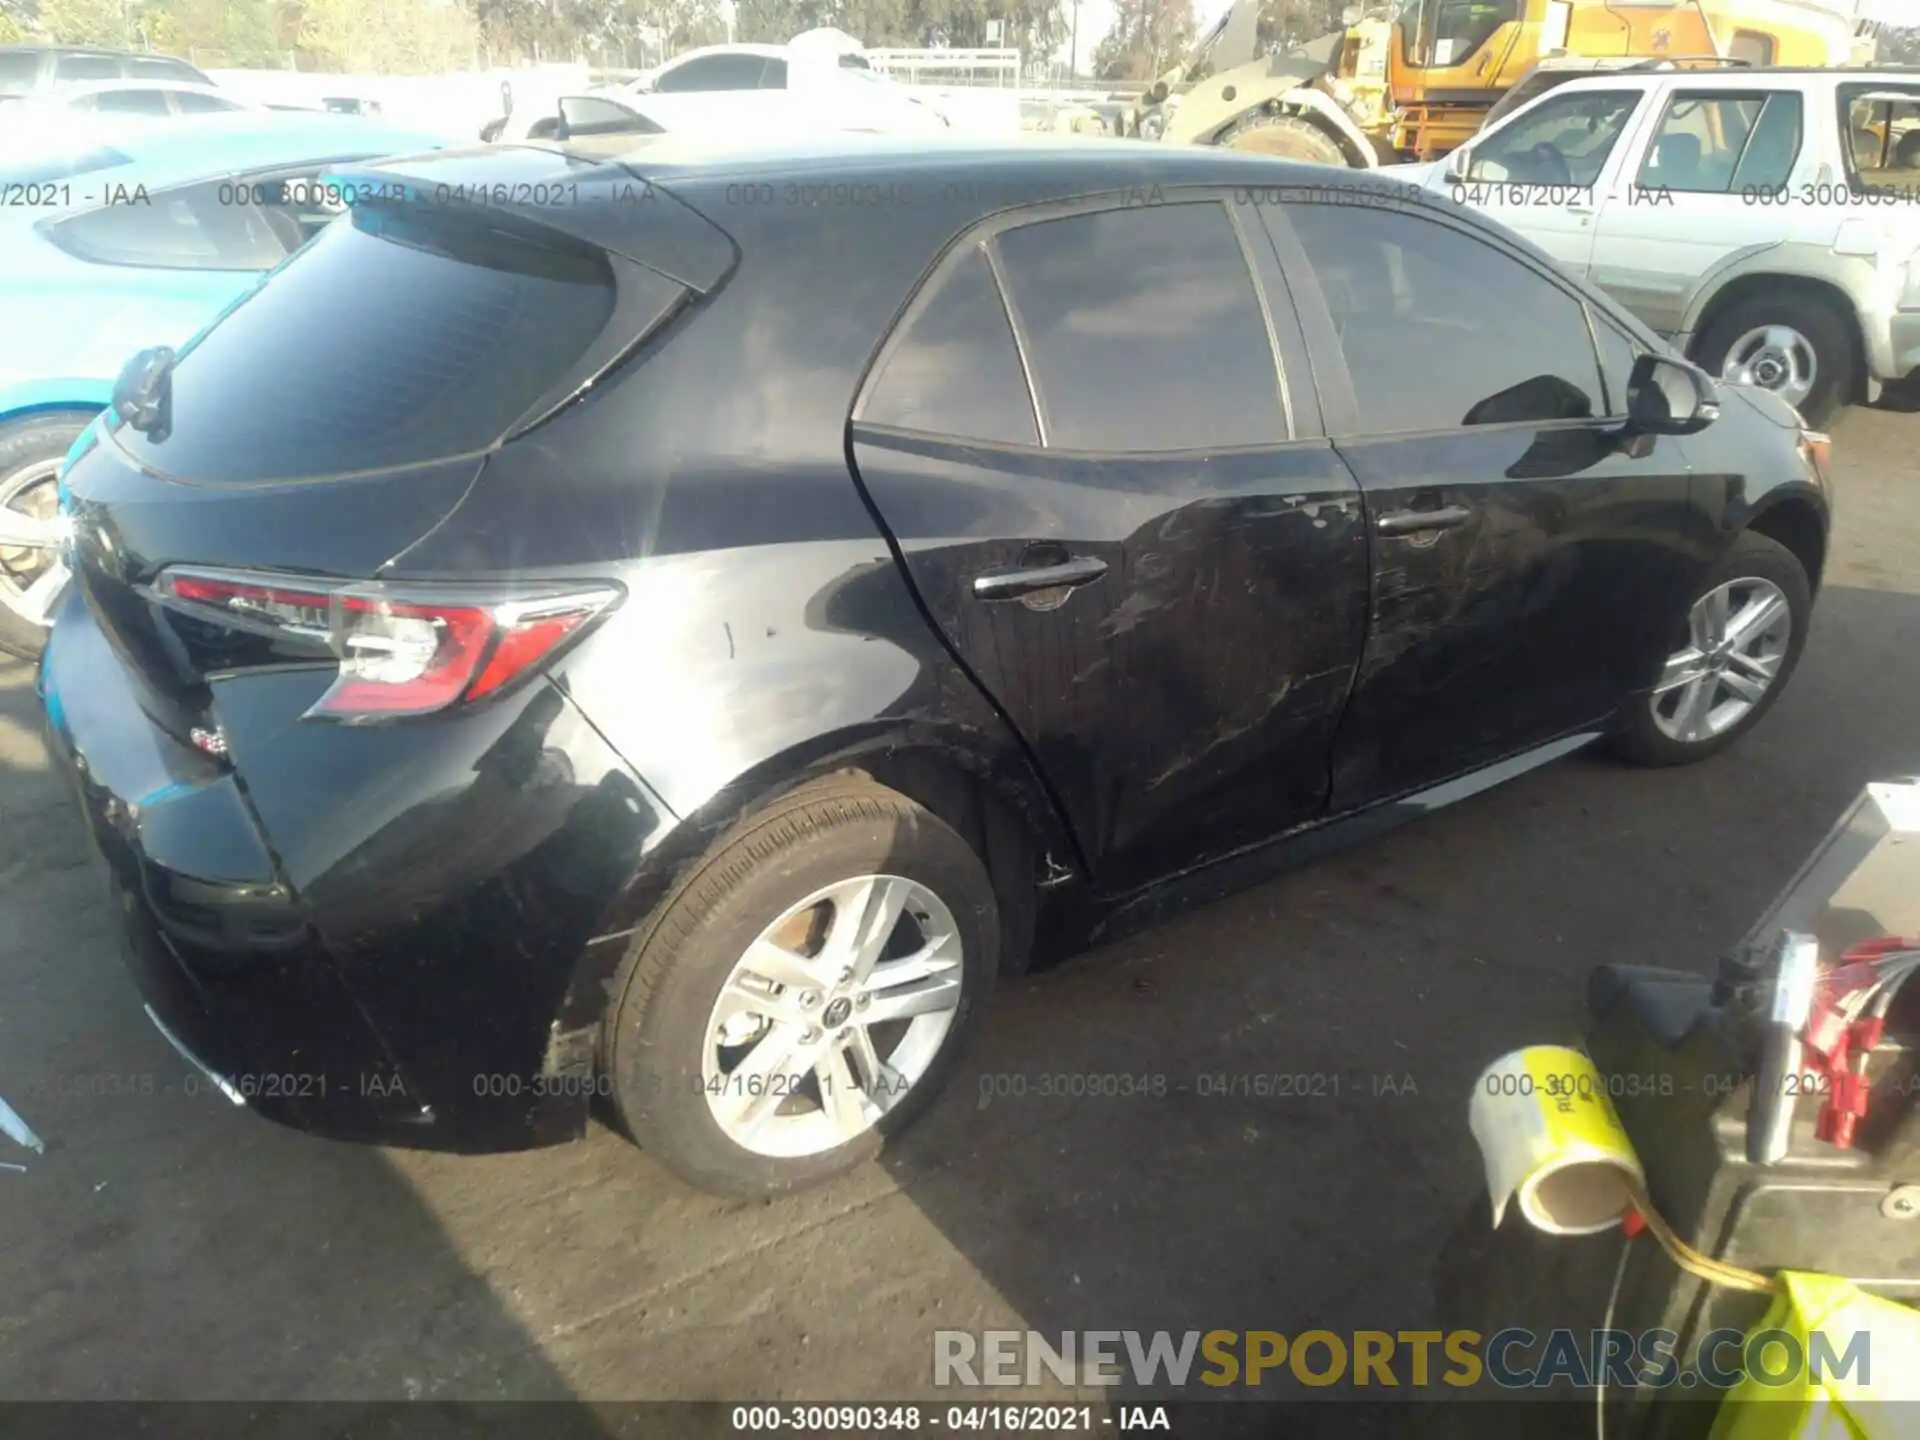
0, 459, 70, 634
1720, 324, 1817, 411
1650, 576, 1792, 744
702, 873, 965, 1159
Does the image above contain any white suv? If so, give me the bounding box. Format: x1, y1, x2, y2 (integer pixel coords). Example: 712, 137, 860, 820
1400, 67, 1920, 425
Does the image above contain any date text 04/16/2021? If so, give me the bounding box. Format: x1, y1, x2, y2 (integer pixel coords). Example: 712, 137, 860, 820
727, 1404, 1172, 1432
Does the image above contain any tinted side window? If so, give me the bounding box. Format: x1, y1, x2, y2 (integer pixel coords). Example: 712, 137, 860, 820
862, 245, 1037, 446
91, 88, 173, 115
1841, 85, 1920, 184
55, 54, 121, 82
130, 56, 205, 81
52, 178, 292, 270
1638, 92, 1802, 195
173, 90, 240, 113
992, 202, 1285, 452
656, 54, 767, 91
1467, 88, 1642, 185
1287, 202, 1605, 435
760, 59, 788, 89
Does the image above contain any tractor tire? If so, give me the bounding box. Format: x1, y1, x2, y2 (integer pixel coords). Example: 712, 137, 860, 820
1216, 113, 1349, 168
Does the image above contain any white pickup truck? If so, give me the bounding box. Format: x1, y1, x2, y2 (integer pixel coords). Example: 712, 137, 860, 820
1397, 66, 1920, 426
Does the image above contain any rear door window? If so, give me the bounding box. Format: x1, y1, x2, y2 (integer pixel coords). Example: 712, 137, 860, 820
1637, 91, 1803, 195
990, 200, 1286, 452
861, 245, 1037, 446
110, 204, 619, 484
55, 53, 122, 82
88, 88, 175, 115
656, 54, 768, 91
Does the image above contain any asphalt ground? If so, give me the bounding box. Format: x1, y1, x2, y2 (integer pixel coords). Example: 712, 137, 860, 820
1, 395, 1916, 1434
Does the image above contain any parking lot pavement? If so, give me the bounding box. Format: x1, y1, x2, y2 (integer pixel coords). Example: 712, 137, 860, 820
1, 399, 1916, 1411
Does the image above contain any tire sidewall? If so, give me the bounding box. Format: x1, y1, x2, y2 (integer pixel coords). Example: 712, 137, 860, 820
0, 411, 90, 661
1695, 295, 1853, 429
1615, 531, 1812, 766
610, 793, 998, 1197
1220, 114, 1347, 168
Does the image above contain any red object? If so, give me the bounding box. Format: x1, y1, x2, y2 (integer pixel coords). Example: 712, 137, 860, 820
1803, 939, 1918, 1149
159, 565, 615, 719
1621, 1210, 1648, 1238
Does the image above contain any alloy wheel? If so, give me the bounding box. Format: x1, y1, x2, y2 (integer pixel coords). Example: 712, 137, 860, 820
0, 459, 70, 633
1720, 325, 1817, 412
702, 874, 965, 1159
1650, 576, 1793, 744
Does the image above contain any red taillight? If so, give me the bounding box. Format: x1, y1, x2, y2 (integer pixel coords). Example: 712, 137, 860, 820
155, 568, 618, 721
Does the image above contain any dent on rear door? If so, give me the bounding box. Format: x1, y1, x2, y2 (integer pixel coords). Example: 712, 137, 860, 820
847, 196, 1369, 894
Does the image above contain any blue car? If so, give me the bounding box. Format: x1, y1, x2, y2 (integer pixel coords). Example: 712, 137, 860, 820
0, 111, 455, 658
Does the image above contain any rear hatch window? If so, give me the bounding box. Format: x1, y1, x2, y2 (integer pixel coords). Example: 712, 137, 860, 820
109, 203, 619, 485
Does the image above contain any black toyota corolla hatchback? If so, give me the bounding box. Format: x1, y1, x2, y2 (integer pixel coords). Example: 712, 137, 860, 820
42, 134, 1831, 1197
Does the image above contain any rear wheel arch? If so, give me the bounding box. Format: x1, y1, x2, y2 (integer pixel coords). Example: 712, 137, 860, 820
559, 730, 1063, 1056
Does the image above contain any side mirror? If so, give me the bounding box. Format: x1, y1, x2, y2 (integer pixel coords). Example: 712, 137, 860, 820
1444, 147, 1472, 182
1626, 353, 1719, 436
110, 346, 175, 440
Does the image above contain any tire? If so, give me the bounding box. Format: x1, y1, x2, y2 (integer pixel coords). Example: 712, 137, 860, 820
1216, 113, 1349, 168
1612, 531, 1811, 768
0, 411, 89, 662
605, 775, 999, 1198
1692, 292, 1855, 429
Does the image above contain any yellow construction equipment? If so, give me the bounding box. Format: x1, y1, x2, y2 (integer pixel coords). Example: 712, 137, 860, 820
1137, 0, 1875, 167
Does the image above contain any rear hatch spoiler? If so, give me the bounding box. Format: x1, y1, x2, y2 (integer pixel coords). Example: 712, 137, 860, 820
319, 143, 736, 294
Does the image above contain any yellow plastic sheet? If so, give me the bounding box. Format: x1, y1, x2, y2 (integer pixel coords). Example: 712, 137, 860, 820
1711, 1271, 1920, 1440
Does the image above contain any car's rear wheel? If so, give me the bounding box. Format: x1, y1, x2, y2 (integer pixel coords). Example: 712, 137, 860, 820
0, 412, 88, 661
1217, 113, 1348, 167
1694, 293, 1854, 429
1612, 530, 1811, 767
606, 775, 998, 1198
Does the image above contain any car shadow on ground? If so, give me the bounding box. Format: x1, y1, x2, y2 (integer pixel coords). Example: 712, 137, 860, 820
872, 578, 1920, 1433
0, 439, 1912, 1430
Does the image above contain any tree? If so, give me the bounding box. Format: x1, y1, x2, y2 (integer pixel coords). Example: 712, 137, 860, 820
34, 0, 128, 44
1884, 27, 1920, 65
1255, 0, 1342, 49
1092, 0, 1194, 81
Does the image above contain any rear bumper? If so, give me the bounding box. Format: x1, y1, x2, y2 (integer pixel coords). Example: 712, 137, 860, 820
39, 587, 670, 1151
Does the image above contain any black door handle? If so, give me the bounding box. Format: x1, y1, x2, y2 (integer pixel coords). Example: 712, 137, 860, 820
972, 555, 1109, 601
1376, 504, 1472, 537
